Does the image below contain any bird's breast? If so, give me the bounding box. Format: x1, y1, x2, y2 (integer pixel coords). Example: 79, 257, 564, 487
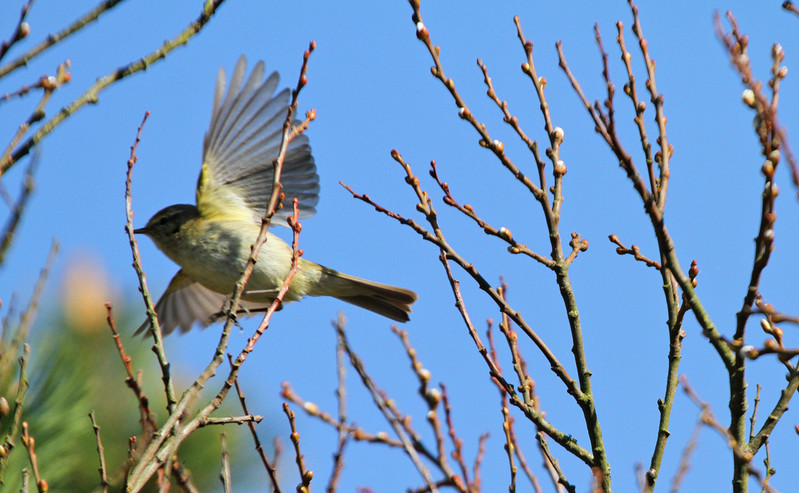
171, 218, 297, 297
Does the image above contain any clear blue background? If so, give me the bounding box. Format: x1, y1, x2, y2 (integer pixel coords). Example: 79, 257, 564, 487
2, 1, 798, 491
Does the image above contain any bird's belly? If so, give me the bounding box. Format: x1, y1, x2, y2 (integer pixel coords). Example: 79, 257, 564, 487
175, 225, 297, 299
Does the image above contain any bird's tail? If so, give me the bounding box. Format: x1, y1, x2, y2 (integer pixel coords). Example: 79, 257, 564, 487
312, 266, 417, 322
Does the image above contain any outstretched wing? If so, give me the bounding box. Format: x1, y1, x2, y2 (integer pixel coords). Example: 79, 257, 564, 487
136, 270, 268, 335
197, 55, 319, 225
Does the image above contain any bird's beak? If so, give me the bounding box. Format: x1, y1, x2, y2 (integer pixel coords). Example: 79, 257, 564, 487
133, 226, 148, 235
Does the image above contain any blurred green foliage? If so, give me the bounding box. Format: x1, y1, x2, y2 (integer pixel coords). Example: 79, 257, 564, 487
0, 298, 250, 491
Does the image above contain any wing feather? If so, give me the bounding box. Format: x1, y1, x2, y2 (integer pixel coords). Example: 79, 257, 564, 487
136, 270, 268, 335
198, 55, 318, 225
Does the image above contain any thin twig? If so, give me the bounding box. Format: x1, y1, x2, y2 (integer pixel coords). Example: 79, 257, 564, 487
440, 384, 470, 488
337, 322, 440, 492
608, 234, 661, 269
281, 383, 405, 449
749, 385, 762, 443
472, 432, 489, 492
105, 303, 158, 436
715, 11, 798, 196
429, 161, 553, 267
0, 0, 126, 78
220, 433, 231, 493
6, 239, 58, 364
627, 0, 671, 210
680, 376, 776, 492
197, 415, 263, 426
501, 404, 517, 493
230, 357, 280, 492
0, 344, 31, 481
89, 411, 109, 493
670, 411, 703, 492
0, 0, 33, 63
404, 6, 609, 480
21, 422, 46, 492
342, 170, 594, 465
0, 155, 38, 267
124, 110, 176, 414
0, 0, 228, 177
283, 404, 313, 492
328, 314, 349, 493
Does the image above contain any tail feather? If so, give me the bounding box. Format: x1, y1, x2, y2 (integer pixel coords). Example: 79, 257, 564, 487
313, 266, 417, 322
335, 294, 414, 322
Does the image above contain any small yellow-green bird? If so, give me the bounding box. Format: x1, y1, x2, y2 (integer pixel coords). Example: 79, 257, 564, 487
135, 56, 417, 334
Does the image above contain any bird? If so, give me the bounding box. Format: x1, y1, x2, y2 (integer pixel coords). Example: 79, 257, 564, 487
134, 55, 417, 335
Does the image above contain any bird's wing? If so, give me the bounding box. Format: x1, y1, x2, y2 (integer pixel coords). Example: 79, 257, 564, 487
136, 270, 268, 335
196, 55, 319, 226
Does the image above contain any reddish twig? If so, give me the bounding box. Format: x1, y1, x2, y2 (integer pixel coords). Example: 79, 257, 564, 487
21, 422, 47, 492
105, 303, 158, 436
679, 375, 776, 492
608, 234, 661, 269
0, 0, 33, 63
124, 110, 177, 415
283, 404, 313, 491
327, 313, 349, 493
89, 411, 109, 493
0, 0, 228, 177
229, 356, 281, 492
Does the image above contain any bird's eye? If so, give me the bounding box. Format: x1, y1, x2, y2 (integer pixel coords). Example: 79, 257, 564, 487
157, 216, 169, 227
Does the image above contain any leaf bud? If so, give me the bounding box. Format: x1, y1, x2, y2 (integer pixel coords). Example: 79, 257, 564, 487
742, 89, 756, 108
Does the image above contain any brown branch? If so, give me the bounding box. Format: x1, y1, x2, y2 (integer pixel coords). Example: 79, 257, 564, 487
615, 20, 657, 199
0, 0, 126, 78
21, 422, 47, 492
105, 303, 158, 436
0, 0, 227, 177
0, 344, 30, 481
219, 433, 231, 493
327, 314, 349, 493
411, 7, 545, 203
440, 384, 470, 489
197, 415, 263, 427
230, 357, 280, 492
627, 0, 671, 210
0, 153, 37, 267
488, 310, 555, 493
501, 404, 517, 492
608, 234, 661, 269
679, 376, 776, 492
513, 16, 567, 217
715, 11, 798, 195
472, 432, 489, 492
391, 325, 449, 466
343, 154, 595, 466
0, 0, 33, 63
281, 383, 406, 450
749, 385, 761, 442
283, 404, 313, 492
7, 239, 58, 359
89, 411, 109, 493
124, 110, 176, 414
429, 161, 554, 267
201, 198, 304, 418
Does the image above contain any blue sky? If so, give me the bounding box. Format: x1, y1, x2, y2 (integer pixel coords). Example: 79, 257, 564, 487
2, 0, 799, 491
